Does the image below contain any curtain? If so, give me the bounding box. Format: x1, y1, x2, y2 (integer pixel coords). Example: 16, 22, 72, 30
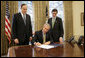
32, 1, 49, 31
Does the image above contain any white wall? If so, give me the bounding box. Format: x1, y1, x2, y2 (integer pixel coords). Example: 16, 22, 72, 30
72, 1, 84, 41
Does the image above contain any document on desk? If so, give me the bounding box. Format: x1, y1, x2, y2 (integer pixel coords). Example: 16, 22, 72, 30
36, 45, 55, 49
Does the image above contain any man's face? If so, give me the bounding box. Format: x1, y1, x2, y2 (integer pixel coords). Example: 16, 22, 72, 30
52, 11, 57, 17
43, 25, 50, 34
21, 5, 27, 14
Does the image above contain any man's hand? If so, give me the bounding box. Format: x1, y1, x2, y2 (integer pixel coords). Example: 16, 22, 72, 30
14, 38, 19, 44
44, 41, 51, 45
34, 42, 42, 46
29, 37, 32, 41
59, 37, 63, 44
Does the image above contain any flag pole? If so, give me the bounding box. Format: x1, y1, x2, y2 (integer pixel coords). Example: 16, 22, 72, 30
46, 1, 48, 23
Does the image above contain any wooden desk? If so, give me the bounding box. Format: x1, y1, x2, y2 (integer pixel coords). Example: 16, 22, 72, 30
7, 42, 84, 57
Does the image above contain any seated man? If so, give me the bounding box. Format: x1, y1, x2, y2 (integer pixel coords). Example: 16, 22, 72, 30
32, 23, 53, 46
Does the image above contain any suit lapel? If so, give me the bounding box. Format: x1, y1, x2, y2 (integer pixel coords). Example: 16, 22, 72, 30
41, 30, 43, 40
19, 13, 26, 26
50, 18, 52, 29
50, 18, 56, 29
53, 17, 57, 29
26, 14, 28, 25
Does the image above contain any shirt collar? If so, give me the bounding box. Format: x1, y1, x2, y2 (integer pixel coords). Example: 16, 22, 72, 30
52, 17, 56, 22
52, 17, 56, 20
21, 12, 23, 17
42, 30, 46, 35
21, 12, 26, 17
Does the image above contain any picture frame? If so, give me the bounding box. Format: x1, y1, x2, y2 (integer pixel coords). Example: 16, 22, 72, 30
81, 13, 84, 26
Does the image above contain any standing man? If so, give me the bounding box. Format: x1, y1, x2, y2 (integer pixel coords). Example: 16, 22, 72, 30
48, 9, 64, 43
12, 4, 32, 45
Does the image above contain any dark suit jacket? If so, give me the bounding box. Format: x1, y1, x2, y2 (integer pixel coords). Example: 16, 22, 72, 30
32, 30, 53, 44
48, 16, 64, 42
12, 12, 32, 45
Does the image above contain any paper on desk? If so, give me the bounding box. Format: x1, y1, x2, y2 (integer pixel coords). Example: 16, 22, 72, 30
36, 45, 55, 49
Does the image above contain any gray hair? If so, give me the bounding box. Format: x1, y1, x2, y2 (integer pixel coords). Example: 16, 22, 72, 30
43, 23, 50, 29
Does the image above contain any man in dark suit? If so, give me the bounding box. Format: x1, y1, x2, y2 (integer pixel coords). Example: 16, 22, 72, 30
48, 9, 64, 43
32, 23, 53, 46
12, 4, 32, 45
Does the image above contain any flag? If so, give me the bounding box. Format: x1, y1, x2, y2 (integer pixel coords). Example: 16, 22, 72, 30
46, 5, 48, 23
5, 1, 11, 44
46, 6, 48, 18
